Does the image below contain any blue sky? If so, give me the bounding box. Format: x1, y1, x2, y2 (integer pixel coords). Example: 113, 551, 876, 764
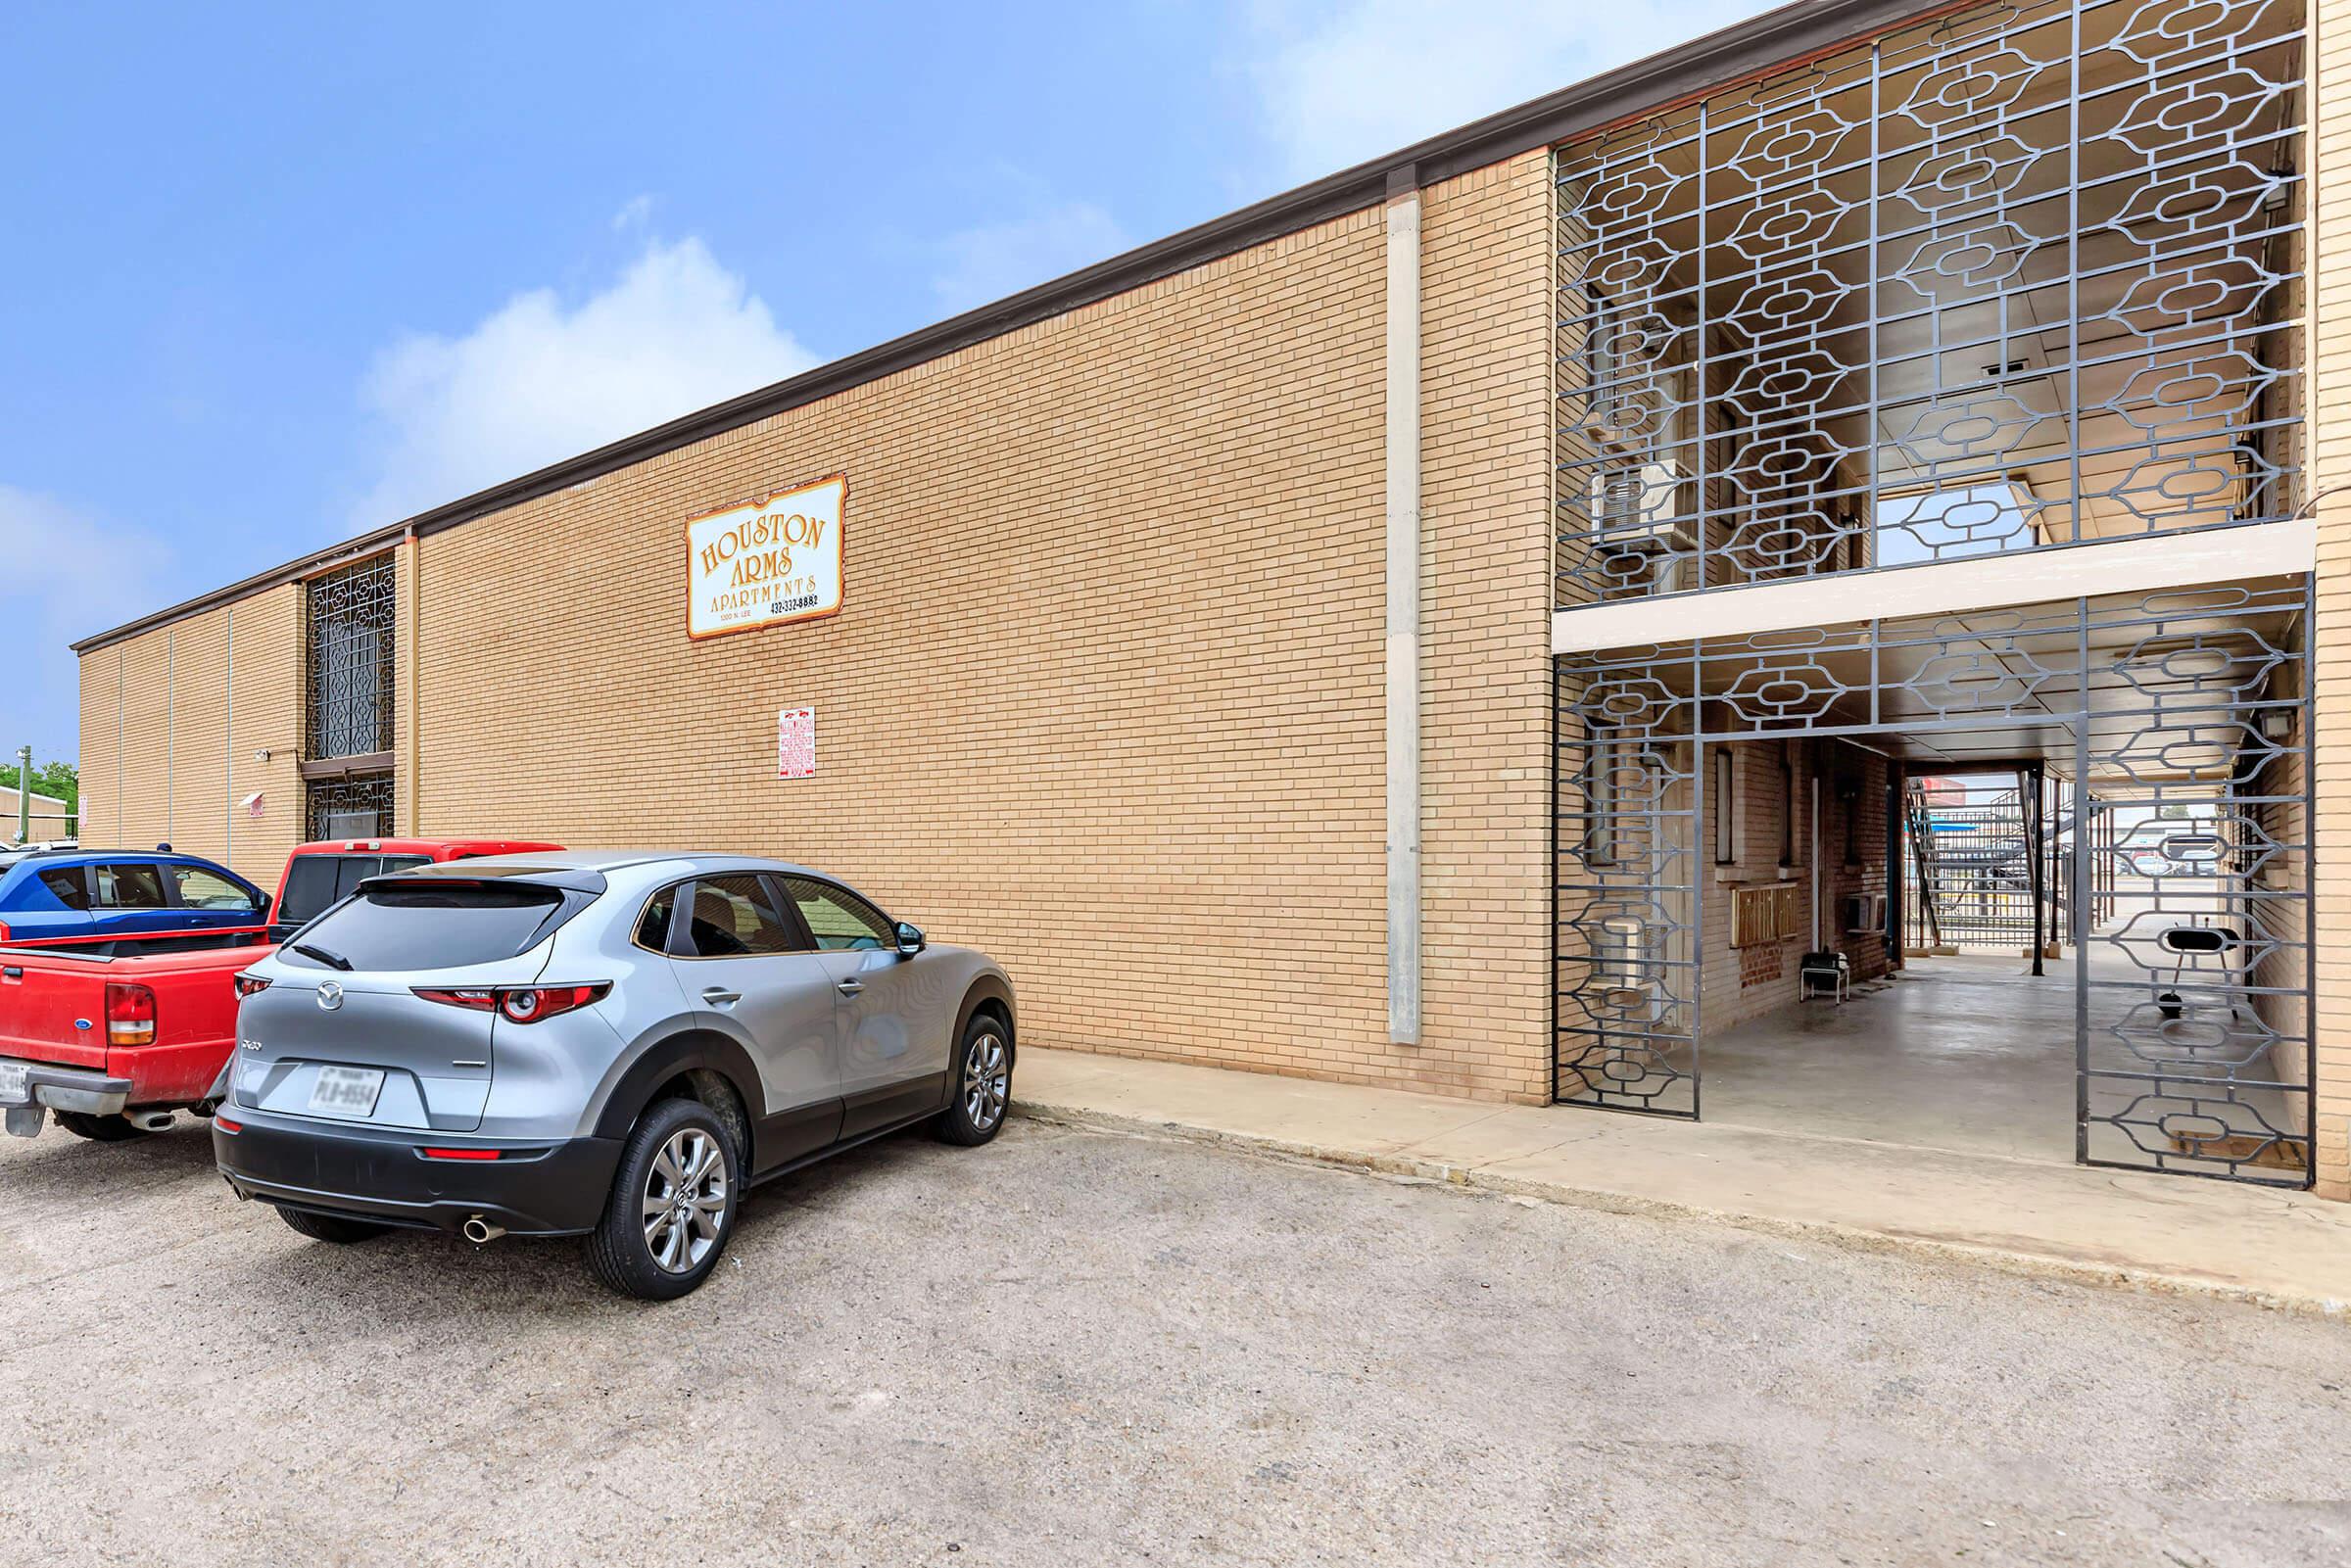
0, 0, 1747, 762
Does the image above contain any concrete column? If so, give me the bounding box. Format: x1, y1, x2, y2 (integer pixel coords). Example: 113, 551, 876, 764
1386, 166, 1422, 1046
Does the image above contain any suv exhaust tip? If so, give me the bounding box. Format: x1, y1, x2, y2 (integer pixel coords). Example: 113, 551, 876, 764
460, 1216, 504, 1245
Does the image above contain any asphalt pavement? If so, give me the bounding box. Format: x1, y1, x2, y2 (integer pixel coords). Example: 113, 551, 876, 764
1, 1111, 2345, 1565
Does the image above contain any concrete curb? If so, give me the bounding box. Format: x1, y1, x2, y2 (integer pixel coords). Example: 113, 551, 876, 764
1012, 1100, 2351, 1321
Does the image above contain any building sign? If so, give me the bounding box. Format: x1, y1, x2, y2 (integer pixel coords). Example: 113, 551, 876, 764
687, 475, 845, 640
779, 707, 816, 779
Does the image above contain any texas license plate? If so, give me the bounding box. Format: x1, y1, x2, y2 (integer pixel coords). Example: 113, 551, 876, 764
308, 1066, 384, 1117
0, 1064, 27, 1106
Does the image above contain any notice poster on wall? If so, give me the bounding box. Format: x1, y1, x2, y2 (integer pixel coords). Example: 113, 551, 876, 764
779, 707, 816, 780
687, 475, 846, 640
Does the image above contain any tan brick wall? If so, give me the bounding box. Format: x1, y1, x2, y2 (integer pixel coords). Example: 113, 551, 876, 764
77, 647, 118, 847
225, 587, 306, 881
70, 162, 1556, 1099
118, 633, 169, 849
377, 164, 1556, 1100
1418, 152, 1557, 1100
168, 612, 230, 864
2314, 0, 2350, 1198
74, 586, 304, 887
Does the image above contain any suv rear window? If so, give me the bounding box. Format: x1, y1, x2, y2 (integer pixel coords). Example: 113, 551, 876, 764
279, 882, 584, 972
278, 853, 433, 926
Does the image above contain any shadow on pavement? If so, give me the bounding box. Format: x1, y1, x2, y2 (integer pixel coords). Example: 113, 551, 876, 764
211, 1121, 963, 1325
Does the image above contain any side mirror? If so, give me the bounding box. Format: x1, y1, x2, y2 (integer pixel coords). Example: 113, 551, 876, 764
894, 921, 927, 958
256, 893, 274, 924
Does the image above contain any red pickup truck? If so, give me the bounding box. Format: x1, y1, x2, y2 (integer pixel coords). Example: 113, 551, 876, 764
0, 837, 558, 1142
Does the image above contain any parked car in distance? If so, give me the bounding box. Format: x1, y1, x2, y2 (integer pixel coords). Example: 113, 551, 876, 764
0, 847, 269, 945
0, 838, 562, 1142
213, 851, 1016, 1301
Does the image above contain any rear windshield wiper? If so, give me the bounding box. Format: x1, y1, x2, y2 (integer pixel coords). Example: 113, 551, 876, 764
290, 942, 354, 972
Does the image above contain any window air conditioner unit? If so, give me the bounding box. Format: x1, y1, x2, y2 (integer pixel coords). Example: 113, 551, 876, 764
1591, 461, 1695, 554
1843, 892, 1886, 933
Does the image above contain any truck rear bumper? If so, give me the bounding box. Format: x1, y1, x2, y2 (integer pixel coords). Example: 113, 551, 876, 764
213, 1111, 620, 1238
0, 1056, 134, 1135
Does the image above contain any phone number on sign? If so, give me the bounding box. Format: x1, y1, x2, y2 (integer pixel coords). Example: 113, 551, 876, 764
768, 594, 822, 615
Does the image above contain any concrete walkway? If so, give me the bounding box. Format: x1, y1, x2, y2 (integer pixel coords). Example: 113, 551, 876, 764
1014, 1046, 2351, 1316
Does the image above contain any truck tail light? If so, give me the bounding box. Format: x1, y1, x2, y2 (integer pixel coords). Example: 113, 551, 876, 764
411, 984, 609, 1023
105, 982, 158, 1047
234, 974, 272, 998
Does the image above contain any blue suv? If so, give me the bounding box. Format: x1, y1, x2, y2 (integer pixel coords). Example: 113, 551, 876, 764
0, 848, 270, 945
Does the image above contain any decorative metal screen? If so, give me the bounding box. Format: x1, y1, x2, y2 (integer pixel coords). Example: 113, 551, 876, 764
1556, 583, 2314, 1186
305, 772, 394, 841
305, 555, 396, 760
1555, 0, 2307, 602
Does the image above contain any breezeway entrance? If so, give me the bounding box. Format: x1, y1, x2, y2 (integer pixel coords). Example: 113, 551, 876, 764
1553, 582, 2314, 1187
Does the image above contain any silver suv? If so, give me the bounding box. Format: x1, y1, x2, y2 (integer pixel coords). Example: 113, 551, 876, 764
212, 852, 1015, 1300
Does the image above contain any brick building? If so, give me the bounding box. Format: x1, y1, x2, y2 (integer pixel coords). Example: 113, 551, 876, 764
72, 0, 2351, 1199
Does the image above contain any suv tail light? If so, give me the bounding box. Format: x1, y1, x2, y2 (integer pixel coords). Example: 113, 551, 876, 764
234, 974, 271, 998
411, 984, 609, 1023
105, 982, 158, 1047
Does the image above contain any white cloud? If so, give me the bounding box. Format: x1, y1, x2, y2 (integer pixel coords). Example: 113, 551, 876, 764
930, 194, 1132, 315
611, 193, 657, 232
1241, 0, 1759, 181
0, 485, 172, 758
353, 236, 819, 526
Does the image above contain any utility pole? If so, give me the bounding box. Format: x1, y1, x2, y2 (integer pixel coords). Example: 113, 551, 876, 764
16, 745, 30, 845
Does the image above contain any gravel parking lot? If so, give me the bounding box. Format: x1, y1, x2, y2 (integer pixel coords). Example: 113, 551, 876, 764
2, 1111, 2347, 1566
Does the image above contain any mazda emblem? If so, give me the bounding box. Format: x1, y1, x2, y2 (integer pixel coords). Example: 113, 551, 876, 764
316, 981, 345, 1012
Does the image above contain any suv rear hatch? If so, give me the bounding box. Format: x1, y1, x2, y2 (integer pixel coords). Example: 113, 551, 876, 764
233, 869, 602, 1133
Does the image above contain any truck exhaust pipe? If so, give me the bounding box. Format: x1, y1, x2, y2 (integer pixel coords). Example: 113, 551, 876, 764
461, 1216, 504, 1245
128, 1111, 176, 1132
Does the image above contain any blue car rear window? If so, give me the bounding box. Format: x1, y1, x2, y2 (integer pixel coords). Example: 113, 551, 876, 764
36, 868, 91, 911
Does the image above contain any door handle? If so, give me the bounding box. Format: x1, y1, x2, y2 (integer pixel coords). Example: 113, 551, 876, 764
836, 979, 864, 997
701, 987, 742, 1006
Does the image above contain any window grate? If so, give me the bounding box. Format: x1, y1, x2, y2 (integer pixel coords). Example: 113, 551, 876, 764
306, 773, 395, 842
305, 555, 396, 760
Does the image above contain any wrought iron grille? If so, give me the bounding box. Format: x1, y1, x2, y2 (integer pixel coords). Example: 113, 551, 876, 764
1555, 0, 2307, 603
305, 772, 394, 841
305, 555, 396, 760
1555, 581, 2314, 1186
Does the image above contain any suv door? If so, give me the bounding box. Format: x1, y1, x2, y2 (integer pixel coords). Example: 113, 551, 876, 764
776, 875, 946, 1137
90, 862, 182, 937
657, 874, 842, 1166
164, 864, 266, 930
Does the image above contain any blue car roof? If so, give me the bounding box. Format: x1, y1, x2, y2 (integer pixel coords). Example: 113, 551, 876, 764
0, 848, 253, 879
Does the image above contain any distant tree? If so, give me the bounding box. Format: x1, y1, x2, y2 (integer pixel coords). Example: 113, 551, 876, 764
0, 760, 78, 837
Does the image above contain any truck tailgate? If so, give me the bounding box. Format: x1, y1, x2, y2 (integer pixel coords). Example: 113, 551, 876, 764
0, 935, 276, 1106
0, 954, 109, 1071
